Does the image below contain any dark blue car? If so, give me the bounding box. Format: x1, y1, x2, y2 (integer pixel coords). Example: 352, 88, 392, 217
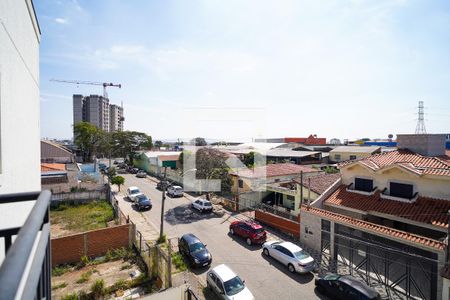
315, 273, 381, 300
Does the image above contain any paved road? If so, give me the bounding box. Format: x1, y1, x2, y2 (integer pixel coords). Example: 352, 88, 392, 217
117, 173, 328, 300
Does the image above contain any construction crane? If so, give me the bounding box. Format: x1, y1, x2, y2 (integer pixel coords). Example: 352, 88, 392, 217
49, 79, 122, 98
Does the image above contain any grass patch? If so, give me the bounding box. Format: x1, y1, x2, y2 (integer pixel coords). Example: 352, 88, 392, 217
51, 200, 114, 234
120, 263, 132, 270
51, 282, 67, 290
76, 270, 94, 284
172, 252, 188, 272
60, 292, 78, 300
52, 265, 72, 277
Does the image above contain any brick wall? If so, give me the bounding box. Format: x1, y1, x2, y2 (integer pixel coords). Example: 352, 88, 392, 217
51, 224, 132, 266
255, 210, 300, 238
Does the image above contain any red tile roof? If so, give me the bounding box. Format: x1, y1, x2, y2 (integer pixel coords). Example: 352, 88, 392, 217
230, 163, 318, 179
324, 185, 450, 229
339, 149, 450, 177
41, 163, 66, 172
301, 206, 446, 251
295, 173, 341, 194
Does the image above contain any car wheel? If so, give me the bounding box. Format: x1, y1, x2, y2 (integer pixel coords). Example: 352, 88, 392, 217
316, 284, 324, 294
246, 238, 252, 246
288, 264, 295, 273
230, 228, 235, 235
263, 248, 270, 257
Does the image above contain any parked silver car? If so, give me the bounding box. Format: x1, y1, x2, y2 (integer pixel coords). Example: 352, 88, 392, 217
262, 241, 315, 274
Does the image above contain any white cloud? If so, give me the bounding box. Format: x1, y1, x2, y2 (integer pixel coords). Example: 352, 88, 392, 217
54, 18, 68, 24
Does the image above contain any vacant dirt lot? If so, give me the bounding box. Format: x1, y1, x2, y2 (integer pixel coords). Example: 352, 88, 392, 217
51, 259, 141, 299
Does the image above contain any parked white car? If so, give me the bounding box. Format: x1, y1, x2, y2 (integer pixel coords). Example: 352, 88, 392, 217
191, 198, 213, 213
127, 186, 143, 202
167, 185, 183, 197
207, 264, 254, 300
262, 241, 315, 274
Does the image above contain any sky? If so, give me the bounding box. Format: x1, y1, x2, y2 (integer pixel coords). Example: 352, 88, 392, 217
36, 0, 450, 142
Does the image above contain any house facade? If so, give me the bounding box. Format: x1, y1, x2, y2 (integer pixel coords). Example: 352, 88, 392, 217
300, 134, 450, 300
329, 146, 381, 163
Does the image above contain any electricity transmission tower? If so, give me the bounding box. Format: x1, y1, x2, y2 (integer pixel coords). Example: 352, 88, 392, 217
415, 100, 426, 134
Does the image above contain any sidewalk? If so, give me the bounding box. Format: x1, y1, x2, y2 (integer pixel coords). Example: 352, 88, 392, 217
111, 185, 159, 242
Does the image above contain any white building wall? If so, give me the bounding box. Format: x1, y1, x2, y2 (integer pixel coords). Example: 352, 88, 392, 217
0, 0, 41, 194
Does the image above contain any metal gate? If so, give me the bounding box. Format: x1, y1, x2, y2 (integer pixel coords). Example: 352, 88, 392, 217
320, 221, 439, 300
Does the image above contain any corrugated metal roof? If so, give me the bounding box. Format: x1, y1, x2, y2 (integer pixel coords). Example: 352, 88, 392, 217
330, 146, 381, 153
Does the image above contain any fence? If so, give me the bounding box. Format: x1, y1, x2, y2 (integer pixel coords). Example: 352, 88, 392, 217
51, 224, 132, 266
255, 209, 300, 238
50, 188, 107, 204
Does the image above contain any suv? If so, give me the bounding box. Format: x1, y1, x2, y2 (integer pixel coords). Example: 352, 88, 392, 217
167, 185, 183, 197
206, 264, 254, 300
192, 199, 213, 213
179, 233, 212, 268
127, 186, 142, 202
315, 273, 381, 300
229, 221, 267, 245
134, 194, 152, 211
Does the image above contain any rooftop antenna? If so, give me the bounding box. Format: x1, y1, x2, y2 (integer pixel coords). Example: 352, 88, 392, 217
415, 100, 426, 134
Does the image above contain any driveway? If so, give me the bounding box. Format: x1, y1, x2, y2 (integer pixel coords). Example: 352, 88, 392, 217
115, 173, 329, 300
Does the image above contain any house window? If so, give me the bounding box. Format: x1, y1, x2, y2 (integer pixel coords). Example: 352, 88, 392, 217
238, 179, 243, 188
355, 178, 373, 192
334, 154, 341, 161
349, 155, 356, 160
390, 182, 413, 199
286, 195, 295, 201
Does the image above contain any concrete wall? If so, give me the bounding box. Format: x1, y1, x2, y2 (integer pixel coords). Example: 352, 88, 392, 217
443, 278, 450, 300
341, 163, 450, 200
329, 151, 375, 163
0, 0, 41, 194
51, 224, 132, 266
397, 134, 446, 156
300, 209, 323, 252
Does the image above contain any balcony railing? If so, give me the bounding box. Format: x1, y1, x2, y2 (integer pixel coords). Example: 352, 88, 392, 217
380, 189, 419, 203
346, 183, 378, 196
0, 190, 52, 300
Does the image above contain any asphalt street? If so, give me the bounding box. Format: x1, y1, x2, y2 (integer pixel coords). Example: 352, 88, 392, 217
117, 172, 329, 300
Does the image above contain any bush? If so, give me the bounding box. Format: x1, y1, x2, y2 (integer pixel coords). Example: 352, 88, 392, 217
172, 252, 187, 271
91, 279, 106, 298
157, 234, 167, 244
76, 270, 93, 284
60, 292, 78, 300
52, 265, 72, 276
77, 255, 90, 269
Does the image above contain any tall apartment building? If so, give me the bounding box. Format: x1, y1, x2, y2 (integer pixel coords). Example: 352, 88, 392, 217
110, 104, 124, 131
73, 94, 124, 133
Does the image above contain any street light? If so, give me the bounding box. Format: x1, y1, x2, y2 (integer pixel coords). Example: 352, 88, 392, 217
159, 167, 197, 242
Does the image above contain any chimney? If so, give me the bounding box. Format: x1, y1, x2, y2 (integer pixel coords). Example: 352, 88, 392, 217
397, 134, 446, 156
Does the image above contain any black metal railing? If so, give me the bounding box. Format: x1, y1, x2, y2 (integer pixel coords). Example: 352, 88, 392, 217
0, 190, 52, 300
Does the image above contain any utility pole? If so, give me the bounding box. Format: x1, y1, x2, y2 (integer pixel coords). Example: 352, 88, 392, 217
159, 167, 167, 242
299, 171, 304, 208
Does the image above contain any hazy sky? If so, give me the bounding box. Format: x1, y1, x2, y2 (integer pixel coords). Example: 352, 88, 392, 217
36, 0, 450, 142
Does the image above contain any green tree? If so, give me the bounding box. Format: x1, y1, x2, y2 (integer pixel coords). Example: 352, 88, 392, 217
111, 131, 152, 164
73, 122, 103, 162
242, 151, 264, 168
154, 140, 163, 149
190, 137, 207, 146
111, 176, 125, 191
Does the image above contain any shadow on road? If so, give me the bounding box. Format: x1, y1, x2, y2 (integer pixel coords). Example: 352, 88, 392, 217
164, 204, 222, 225
226, 232, 263, 252
260, 252, 315, 285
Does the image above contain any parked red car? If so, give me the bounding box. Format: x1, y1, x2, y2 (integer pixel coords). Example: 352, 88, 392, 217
229, 220, 267, 245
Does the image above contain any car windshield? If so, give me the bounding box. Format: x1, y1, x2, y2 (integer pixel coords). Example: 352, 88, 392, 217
204, 202, 212, 207
223, 276, 245, 296
130, 189, 140, 195
189, 242, 205, 253
294, 249, 311, 260
137, 196, 149, 202
253, 228, 264, 234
